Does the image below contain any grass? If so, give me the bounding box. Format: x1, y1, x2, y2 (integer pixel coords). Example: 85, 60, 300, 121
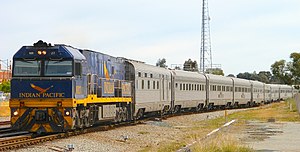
228, 99, 300, 122
146, 99, 300, 152
192, 134, 254, 152
0, 101, 10, 117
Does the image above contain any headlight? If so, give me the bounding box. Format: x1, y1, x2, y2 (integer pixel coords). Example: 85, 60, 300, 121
13, 111, 18, 116
65, 111, 70, 116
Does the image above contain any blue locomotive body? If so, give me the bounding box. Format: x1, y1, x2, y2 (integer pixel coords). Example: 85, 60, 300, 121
10, 41, 132, 133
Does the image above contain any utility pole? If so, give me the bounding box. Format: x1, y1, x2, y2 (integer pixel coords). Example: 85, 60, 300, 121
200, 0, 213, 73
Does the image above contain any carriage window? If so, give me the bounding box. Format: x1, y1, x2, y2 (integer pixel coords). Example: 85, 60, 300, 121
192, 84, 194, 90
189, 84, 191, 90
136, 80, 138, 89
150, 74, 153, 78
138, 72, 141, 77
148, 80, 150, 89
142, 80, 144, 89
145, 73, 147, 78
14, 60, 41, 76
217, 86, 221, 91
153, 81, 156, 89
157, 81, 159, 89
183, 84, 186, 91
176, 83, 178, 88
180, 83, 182, 90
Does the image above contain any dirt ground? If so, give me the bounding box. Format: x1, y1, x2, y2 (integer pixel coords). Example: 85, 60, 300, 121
230, 120, 300, 152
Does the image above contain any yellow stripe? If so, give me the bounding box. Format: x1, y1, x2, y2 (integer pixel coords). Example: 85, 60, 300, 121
10, 96, 132, 108
75, 95, 132, 106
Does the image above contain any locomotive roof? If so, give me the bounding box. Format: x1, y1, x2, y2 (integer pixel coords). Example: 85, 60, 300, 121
13, 44, 85, 60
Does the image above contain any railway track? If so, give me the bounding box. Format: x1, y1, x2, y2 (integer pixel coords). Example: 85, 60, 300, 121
0, 121, 10, 126
0, 103, 272, 151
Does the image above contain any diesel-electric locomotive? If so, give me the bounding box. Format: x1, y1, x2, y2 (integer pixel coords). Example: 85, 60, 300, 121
10, 41, 132, 133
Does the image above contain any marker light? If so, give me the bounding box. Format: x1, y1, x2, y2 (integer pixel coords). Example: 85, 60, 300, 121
13, 111, 18, 116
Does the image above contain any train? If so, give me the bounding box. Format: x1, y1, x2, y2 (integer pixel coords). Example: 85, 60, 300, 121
9, 40, 297, 133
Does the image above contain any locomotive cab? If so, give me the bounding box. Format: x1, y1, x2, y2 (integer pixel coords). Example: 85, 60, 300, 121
10, 40, 86, 133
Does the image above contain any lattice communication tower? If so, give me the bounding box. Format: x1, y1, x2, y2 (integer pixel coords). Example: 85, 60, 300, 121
200, 0, 212, 73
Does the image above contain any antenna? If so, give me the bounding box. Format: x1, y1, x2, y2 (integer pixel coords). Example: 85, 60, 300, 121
200, 0, 213, 73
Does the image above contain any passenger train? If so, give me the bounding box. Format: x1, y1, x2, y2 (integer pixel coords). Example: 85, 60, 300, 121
9, 41, 296, 133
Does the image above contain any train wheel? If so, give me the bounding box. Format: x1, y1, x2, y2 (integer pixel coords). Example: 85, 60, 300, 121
115, 110, 122, 122
121, 112, 127, 122
196, 104, 203, 112
136, 109, 144, 120
84, 117, 90, 128
174, 105, 181, 113
123, 107, 128, 122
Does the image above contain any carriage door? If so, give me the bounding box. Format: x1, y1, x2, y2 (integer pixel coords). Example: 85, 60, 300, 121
170, 72, 175, 110
74, 61, 85, 99
162, 75, 165, 101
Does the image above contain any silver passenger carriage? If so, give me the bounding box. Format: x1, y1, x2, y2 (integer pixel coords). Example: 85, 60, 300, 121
270, 84, 280, 101
279, 85, 293, 100
172, 70, 206, 112
206, 74, 233, 109
125, 60, 172, 118
250, 80, 265, 105
264, 84, 272, 103
231, 78, 252, 107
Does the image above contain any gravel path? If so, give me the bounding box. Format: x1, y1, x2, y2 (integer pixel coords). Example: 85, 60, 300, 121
10, 108, 249, 152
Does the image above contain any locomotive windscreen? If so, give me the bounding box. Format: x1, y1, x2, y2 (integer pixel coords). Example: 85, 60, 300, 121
13, 59, 73, 77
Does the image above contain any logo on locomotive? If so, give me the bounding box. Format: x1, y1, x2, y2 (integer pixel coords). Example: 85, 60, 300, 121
18, 83, 65, 98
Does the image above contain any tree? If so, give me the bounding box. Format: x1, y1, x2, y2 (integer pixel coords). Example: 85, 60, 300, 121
208, 68, 224, 76
258, 71, 272, 83
156, 58, 167, 68
183, 59, 198, 72
0, 81, 10, 93
174, 66, 181, 70
289, 52, 300, 84
227, 74, 235, 78
271, 60, 292, 84
237, 72, 253, 80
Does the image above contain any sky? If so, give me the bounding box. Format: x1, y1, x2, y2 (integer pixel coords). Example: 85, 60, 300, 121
0, 0, 299, 75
